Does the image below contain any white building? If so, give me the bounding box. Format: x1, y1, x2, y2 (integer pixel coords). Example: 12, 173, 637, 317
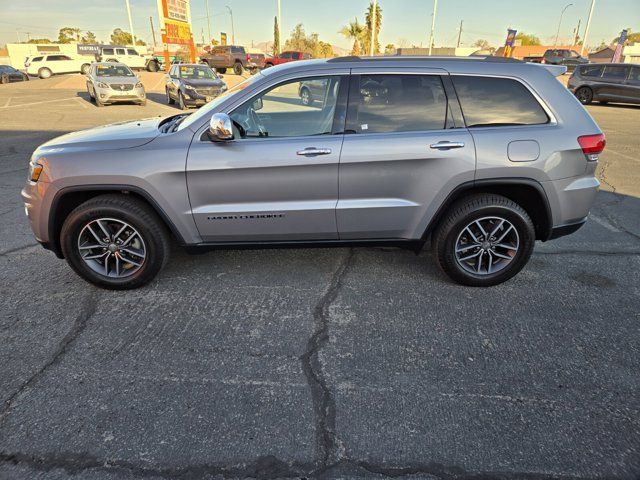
623, 43, 640, 64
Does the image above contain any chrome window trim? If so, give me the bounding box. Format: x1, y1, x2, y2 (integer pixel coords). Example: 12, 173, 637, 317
449, 73, 558, 128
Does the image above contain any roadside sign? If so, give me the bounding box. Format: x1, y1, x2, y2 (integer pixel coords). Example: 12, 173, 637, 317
220, 32, 227, 46
503, 29, 517, 57
156, 0, 196, 71
612, 29, 628, 63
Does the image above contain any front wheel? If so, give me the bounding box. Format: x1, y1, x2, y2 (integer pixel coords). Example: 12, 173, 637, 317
60, 194, 170, 290
178, 91, 187, 110
233, 62, 244, 75
432, 194, 535, 287
147, 61, 159, 72
38, 67, 52, 79
300, 87, 311, 106
81, 63, 91, 75
575, 86, 593, 105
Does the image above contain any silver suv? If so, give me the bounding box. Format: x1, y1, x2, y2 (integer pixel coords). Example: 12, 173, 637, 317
22, 57, 605, 289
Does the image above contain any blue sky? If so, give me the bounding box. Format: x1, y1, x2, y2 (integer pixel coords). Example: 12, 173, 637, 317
0, 0, 637, 49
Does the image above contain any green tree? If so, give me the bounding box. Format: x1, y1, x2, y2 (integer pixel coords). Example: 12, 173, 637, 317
474, 39, 491, 50
27, 38, 52, 44
515, 32, 541, 46
58, 27, 81, 43
110, 28, 146, 46
340, 18, 365, 56
612, 31, 640, 46
81, 31, 97, 44
273, 16, 280, 55
384, 43, 395, 55
362, 1, 382, 55
283, 24, 330, 58
318, 41, 334, 58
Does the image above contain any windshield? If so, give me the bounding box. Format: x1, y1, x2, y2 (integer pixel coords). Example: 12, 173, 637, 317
96, 65, 134, 77
178, 73, 263, 131
179, 65, 216, 79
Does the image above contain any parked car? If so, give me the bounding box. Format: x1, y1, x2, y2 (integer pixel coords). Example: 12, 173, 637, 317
165, 63, 227, 110
25, 54, 91, 78
22, 56, 605, 289
247, 52, 266, 73
85, 62, 146, 107
568, 63, 640, 105
298, 78, 331, 105
200, 45, 256, 75
0, 65, 29, 84
95, 46, 161, 72
541, 49, 588, 70
264, 51, 311, 68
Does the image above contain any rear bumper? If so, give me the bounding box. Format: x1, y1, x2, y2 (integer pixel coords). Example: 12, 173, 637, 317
548, 218, 587, 240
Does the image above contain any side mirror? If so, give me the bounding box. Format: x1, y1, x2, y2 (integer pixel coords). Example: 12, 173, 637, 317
252, 97, 263, 111
208, 113, 234, 141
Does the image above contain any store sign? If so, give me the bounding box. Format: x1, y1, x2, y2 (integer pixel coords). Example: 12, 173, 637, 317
164, 18, 193, 45
156, 0, 195, 68
220, 32, 227, 46
77, 44, 100, 55
503, 29, 517, 57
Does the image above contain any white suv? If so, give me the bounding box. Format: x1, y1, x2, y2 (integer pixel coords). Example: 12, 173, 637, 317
96, 46, 160, 72
25, 54, 91, 78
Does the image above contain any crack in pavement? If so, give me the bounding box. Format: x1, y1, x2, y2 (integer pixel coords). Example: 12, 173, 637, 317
300, 248, 354, 470
0, 289, 98, 425
0, 243, 39, 257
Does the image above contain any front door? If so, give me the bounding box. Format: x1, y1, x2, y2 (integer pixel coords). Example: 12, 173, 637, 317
337, 69, 476, 239
186, 74, 347, 242
599, 65, 631, 100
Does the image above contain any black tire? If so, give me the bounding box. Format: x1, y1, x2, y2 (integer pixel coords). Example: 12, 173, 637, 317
233, 62, 244, 76
178, 91, 187, 110
38, 67, 52, 79
432, 194, 535, 287
80, 63, 91, 75
166, 88, 175, 104
147, 61, 159, 72
87, 84, 94, 100
300, 87, 311, 106
265, 63, 274, 68
575, 86, 593, 105
60, 194, 170, 290
0, 74, 8, 84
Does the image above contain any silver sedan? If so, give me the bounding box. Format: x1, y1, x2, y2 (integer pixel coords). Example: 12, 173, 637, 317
86, 62, 146, 107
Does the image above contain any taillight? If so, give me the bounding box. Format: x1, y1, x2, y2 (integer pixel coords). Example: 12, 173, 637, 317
541, 58, 546, 64
246, 54, 251, 61
578, 133, 606, 161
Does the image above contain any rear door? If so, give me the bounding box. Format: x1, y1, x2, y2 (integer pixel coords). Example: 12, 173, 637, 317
599, 65, 631, 100
337, 68, 475, 239
186, 72, 349, 242
624, 66, 640, 104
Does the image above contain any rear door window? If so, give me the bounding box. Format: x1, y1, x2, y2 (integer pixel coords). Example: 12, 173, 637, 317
102, 48, 114, 56
452, 76, 549, 127
116, 48, 126, 56
603, 65, 630, 80
127, 49, 138, 55
349, 74, 448, 133
628, 67, 640, 85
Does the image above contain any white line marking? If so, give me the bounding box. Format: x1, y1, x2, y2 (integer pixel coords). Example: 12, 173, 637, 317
152, 75, 166, 92
589, 215, 621, 233
3, 97, 11, 107
605, 148, 640, 164
0, 96, 78, 109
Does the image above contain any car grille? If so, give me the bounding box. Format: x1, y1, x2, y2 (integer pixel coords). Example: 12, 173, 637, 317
195, 87, 220, 96
110, 84, 134, 91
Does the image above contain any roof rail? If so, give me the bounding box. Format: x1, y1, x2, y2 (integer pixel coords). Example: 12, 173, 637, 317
327, 55, 523, 63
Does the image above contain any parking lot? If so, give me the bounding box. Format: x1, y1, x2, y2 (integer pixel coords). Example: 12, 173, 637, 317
0, 74, 639, 479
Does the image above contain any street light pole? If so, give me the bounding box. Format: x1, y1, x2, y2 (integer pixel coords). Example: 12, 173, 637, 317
226, 5, 235, 44
277, 0, 282, 50
554, 3, 572, 47
428, 0, 438, 56
581, 0, 596, 56
125, 0, 137, 46
205, 0, 212, 44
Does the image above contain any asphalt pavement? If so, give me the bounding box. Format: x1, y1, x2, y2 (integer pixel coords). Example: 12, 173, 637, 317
0, 76, 639, 480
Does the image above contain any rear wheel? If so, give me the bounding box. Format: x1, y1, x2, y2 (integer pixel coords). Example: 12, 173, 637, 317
233, 62, 244, 75
178, 91, 187, 110
265, 63, 274, 68
147, 61, 159, 72
300, 87, 311, 106
575, 86, 593, 105
80, 63, 91, 75
433, 194, 535, 287
0, 74, 8, 84
38, 67, 52, 79
60, 194, 170, 290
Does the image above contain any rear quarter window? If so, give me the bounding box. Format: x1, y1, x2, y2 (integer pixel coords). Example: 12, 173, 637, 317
603, 65, 629, 80
452, 76, 549, 127
32, 56, 43, 62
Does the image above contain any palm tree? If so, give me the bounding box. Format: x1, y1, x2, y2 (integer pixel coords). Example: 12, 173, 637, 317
363, 2, 382, 55
340, 19, 365, 56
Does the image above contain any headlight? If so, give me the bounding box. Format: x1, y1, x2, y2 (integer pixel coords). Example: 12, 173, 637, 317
221, 84, 228, 91
135, 82, 143, 88
28, 161, 43, 182
97, 82, 108, 88
184, 84, 196, 90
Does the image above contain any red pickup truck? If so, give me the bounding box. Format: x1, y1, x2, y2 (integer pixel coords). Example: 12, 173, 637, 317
264, 51, 312, 68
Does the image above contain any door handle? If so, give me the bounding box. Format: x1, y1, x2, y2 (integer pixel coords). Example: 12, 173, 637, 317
296, 147, 332, 157
429, 141, 465, 150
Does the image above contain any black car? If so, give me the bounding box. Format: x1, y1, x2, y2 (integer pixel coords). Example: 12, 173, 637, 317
542, 49, 589, 71
165, 63, 227, 110
568, 63, 640, 105
0, 65, 29, 84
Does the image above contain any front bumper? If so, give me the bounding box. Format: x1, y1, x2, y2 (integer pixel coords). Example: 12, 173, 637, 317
183, 88, 223, 105
96, 86, 146, 104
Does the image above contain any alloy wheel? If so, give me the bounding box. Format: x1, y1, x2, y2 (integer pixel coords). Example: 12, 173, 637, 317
77, 218, 146, 278
454, 216, 519, 275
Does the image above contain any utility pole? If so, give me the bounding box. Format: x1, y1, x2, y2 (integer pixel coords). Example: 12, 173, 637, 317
277, 0, 282, 49
26, 32, 31, 42
554, 3, 572, 47
428, 0, 438, 55
370, 0, 377, 56
572, 18, 581, 46
16, 30, 21, 43
456, 20, 463, 48
150, 16, 157, 48
226, 5, 235, 44
581, 0, 596, 56
205, 0, 212, 43
125, 0, 137, 46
